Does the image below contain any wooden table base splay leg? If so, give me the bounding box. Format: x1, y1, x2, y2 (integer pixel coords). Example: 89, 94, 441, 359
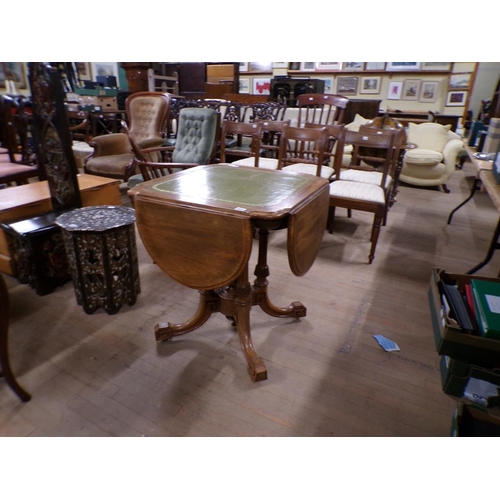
252, 228, 307, 319
155, 290, 220, 341
233, 268, 267, 382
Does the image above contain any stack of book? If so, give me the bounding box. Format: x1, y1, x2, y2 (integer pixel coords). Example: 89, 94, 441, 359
440, 278, 500, 340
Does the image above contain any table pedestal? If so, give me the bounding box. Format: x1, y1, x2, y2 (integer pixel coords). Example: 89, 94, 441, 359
155, 227, 306, 381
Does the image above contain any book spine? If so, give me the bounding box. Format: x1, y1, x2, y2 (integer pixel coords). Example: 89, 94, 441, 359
471, 286, 486, 335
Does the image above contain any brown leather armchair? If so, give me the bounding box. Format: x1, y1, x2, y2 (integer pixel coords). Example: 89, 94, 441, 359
84, 92, 170, 181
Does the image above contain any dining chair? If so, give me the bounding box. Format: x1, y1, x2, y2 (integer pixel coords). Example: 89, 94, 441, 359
219, 120, 263, 167
296, 93, 349, 127
328, 128, 396, 264
277, 125, 331, 179
84, 91, 170, 181
228, 119, 290, 170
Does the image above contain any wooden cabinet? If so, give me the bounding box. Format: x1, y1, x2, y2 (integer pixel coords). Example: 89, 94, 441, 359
0, 174, 122, 274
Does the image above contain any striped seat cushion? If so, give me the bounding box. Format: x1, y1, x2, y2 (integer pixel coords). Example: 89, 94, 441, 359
282, 163, 334, 179
329, 180, 386, 204
231, 157, 279, 170
339, 169, 393, 189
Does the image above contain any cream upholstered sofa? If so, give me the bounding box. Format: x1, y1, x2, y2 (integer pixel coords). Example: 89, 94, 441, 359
399, 122, 464, 193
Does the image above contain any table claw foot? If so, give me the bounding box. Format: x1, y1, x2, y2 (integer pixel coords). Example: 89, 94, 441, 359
289, 301, 307, 319
249, 356, 268, 382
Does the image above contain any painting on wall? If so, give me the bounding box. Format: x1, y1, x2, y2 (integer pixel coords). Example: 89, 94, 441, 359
300, 62, 316, 72
421, 62, 451, 71
419, 81, 439, 103
252, 78, 271, 95
387, 81, 403, 99
75, 62, 92, 81
446, 90, 467, 106
91, 62, 120, 86
0, 62, 27, 88
318, 77, 334, 93
315, 62, 341, 71
337, 76, 358, 95
365, 62, 386, 71
386, 62, 421, 71
239, 78, 250, 94
448, 73, 472, 90
402, 79, 421, 101
360, 76, 381, 94
341, 62, 364, 71
248, 62, 272, 72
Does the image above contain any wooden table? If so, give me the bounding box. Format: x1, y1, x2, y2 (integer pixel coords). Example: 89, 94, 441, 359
0, 174, 122, 275
467, 170, 500, 275
447, 144, 493, 224
129, 164, 329, 381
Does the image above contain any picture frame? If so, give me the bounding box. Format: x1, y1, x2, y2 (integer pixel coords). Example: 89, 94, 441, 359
421, 62, 451, 71
91, 62, 120, 86
387, 81, 403, 99
317, 76, 334, 94
360, 76, 381, 94
239, 62, 249, 72
419, 81, 439, 103
272, 62, 288, 69
448, 73, 472, 90
365, 62, 386, 71
337, 76, 358, 95
386, 62, 421, 71
446, 90, 467, 107
75, 62, 92, 81
289, 62, 301, 71
315, 62, 341, 71
341, 62, 364, 71
239, 77, 250, 94
300, 62, 316, 72
248, 62, 272, 73
402, 79, 421, 101
252, 77, 271, 95
0, 62, 27, 89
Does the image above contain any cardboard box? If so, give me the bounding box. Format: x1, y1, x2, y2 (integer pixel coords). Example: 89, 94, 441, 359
451, 401, 500, 436
440, 355, 500, 397
97, 97, 118, 111
74, 87, 117, 97
429, 268, 500, 368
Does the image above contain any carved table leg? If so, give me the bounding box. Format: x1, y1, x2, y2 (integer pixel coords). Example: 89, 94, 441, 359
233, 267, 267, 381
155, 290, 220, 341
252, 227, 306, 319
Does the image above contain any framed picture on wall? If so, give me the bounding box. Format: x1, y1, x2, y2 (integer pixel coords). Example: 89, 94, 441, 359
0, 62, 27, 88
272, 62, 288, 69
300, 62, 316, 72
318, 77, 334, 93
386, 62, 421, 71
337, 76, 358, 95
75, 62, 92, 81
289, 62, 301, 71
341, 62, 364, 71
315, 62, 341, 71
419, 81, 439, 102
387, 81, 403, 99
446, 90, 467, 106
402, 79, 421, 101
91, 62, 120, 86
252, 78, 271, 95
248, 62, 272, 72
421, 62, 451, 71
360, 76, 381, 94
365, 62, 386, 71
239, 62, 249, 72
239, 77, 250, 94
448, 73, 472, 90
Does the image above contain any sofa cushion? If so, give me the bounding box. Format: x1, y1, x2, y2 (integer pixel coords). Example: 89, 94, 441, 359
345, 114, 370, 131
408, 123, 451, 152
404, 148, 443, 166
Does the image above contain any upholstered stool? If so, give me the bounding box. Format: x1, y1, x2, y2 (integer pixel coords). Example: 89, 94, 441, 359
56, 206, 140, 314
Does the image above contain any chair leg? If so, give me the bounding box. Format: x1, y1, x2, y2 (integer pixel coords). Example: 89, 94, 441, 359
327, 206, 336, 233
368, 214, 383, 264
347, 209, 352, 218
441, 184, 450, 193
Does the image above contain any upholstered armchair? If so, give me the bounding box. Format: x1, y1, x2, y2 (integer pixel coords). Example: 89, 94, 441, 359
84, 92, 170, 181
399, 122, 464, 193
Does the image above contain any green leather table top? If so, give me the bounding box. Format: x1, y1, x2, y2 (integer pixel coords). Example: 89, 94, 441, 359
150, 165, 311, 208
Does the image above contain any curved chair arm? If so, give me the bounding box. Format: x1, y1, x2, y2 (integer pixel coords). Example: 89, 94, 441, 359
88, 133, 132, 158
442, 138, 465, 176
